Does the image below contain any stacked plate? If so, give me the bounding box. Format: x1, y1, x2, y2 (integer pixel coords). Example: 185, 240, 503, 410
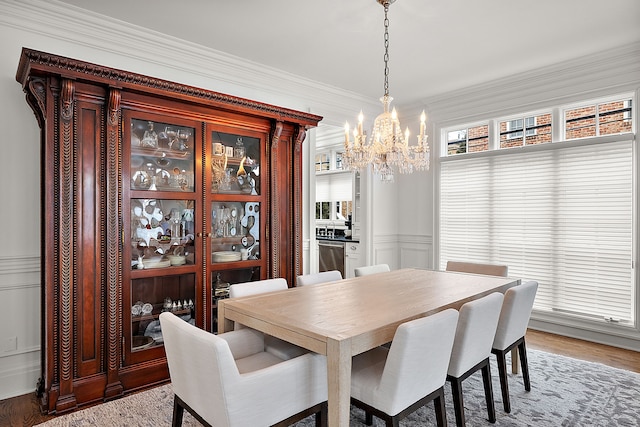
144, 259, 171, 269
212, 251, 242, 263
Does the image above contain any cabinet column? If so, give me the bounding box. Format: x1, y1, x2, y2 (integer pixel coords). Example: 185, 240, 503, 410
292, 125, 307, 281
269, 121, 283, 278
56, 78, 78, 413
104, 88, 123, 399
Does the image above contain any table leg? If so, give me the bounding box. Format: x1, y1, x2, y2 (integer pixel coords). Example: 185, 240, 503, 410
511, 348, 519, 374
326, 338, 351, 427
216, 300, 233, 333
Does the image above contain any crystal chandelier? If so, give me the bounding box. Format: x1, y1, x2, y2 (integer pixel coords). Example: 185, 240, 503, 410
342, 0, 430, 182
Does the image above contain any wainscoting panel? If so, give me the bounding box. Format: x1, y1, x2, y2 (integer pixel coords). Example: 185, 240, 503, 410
0, 256, 41, 400
371, 234, 399, 270
398, 234, 433, 270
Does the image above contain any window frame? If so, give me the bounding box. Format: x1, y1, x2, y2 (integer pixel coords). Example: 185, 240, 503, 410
563, 94, 635, 140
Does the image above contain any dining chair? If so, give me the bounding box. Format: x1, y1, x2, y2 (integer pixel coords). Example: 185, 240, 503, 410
492, 280, 539, 413
296, 270, 343, 286
447, 292, 504, 427
354, 263, 391, 277
445, 260, 518, 374
160, 312, 328, 427
446, 260, 509, 277
228, 278, 307, 360
350, 309, 459, 427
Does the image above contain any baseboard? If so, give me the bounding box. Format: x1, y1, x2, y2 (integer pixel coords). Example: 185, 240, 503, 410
0, 352, 40, 400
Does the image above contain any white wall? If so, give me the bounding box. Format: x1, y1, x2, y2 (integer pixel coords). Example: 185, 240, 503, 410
0, 0, 377, 399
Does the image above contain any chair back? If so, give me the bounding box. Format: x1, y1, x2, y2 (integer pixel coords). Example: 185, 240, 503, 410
448, 292, 504, 377
378, 309, 459, 415
160, 311, 237, 426
446, 260, 509, 277
296, 270, 343, 286
354, 263, 391, 277
228, 278, 288, 298
493, 281, 538, 350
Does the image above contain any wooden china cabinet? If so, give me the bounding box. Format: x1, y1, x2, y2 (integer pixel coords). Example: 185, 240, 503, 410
16, 48, 321, 414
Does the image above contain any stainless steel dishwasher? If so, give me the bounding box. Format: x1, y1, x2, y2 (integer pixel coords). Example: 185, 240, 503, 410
318, 240, 345, 278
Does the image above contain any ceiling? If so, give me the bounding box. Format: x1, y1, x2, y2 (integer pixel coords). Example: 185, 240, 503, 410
58, 0, 640, 107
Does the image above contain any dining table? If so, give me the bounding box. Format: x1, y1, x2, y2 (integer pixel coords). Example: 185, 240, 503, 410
217, 268, 520, 426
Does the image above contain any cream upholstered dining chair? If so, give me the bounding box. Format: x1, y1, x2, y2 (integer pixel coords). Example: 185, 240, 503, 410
445, 260, 523, 375
296, 270, 343, 286
228, 278, 307, 360
350, 309, 459, 427
354, 263, 391, 277
228, 277, 289, 298
447, 292, 504, 427
492, 280, 539, 413
446, 260, 509, 277
159, 312, 328, 427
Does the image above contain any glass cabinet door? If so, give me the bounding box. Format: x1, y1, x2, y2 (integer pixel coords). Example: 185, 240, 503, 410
207, 129, 266, 332
125, 113, 201, 362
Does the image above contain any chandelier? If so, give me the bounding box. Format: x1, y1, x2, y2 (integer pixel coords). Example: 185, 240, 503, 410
342, 0, 430, 182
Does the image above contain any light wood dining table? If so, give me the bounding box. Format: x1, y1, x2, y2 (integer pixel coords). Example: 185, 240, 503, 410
218, 268, 520, 426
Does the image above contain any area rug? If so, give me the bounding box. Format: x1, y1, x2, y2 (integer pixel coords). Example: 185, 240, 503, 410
36, 349, 640, 426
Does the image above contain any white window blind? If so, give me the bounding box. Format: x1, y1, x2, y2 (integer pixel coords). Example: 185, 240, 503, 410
316, 172, 353, 202
440, 139, 634, 324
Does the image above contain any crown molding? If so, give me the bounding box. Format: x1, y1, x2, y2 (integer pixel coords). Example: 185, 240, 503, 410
1, 0, 377, 126
401, 42, 640, 125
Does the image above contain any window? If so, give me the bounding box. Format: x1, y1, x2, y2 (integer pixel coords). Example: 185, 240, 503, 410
315, 201, 330, 220
447, 124, 489, 155
565, 97, 633, 139
499, 113, 551, 148
336, 152, 343, 170
315, 153, 330, 172
440, 94, 635, 329
315, 172, 353, 221
440, 138, 634, 327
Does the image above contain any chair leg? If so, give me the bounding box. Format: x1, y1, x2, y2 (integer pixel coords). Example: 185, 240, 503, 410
315, 401, 328, 427
433, 388, 447, 427
387, 416, 401, 427
495, 349, 511, 413
481, 362, 497, 423
519, 340, 531, 391
365, 411, 373, 425
449, 377, 466, 427
172, 396, 185, 427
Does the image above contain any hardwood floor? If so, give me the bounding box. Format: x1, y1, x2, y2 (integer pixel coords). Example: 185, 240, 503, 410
526, 329, 640, 373
0, 329, 638, 426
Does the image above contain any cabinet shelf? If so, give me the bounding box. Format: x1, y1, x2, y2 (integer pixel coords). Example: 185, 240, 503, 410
131, 308, 192, 324
210, 259, 262, 269
130, 265, 196, 278
131, 146, 194, 160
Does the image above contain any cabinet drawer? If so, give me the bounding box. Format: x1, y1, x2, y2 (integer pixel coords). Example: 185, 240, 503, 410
345, 242, 360, 255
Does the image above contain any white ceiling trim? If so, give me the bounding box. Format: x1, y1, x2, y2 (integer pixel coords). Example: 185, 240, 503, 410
2, 0, 379, 126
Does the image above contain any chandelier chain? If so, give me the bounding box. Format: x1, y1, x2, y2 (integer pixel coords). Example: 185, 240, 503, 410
383, 2, 390, 97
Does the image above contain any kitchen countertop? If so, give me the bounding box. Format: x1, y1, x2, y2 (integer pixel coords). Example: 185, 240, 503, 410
316, 235, 359, 243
